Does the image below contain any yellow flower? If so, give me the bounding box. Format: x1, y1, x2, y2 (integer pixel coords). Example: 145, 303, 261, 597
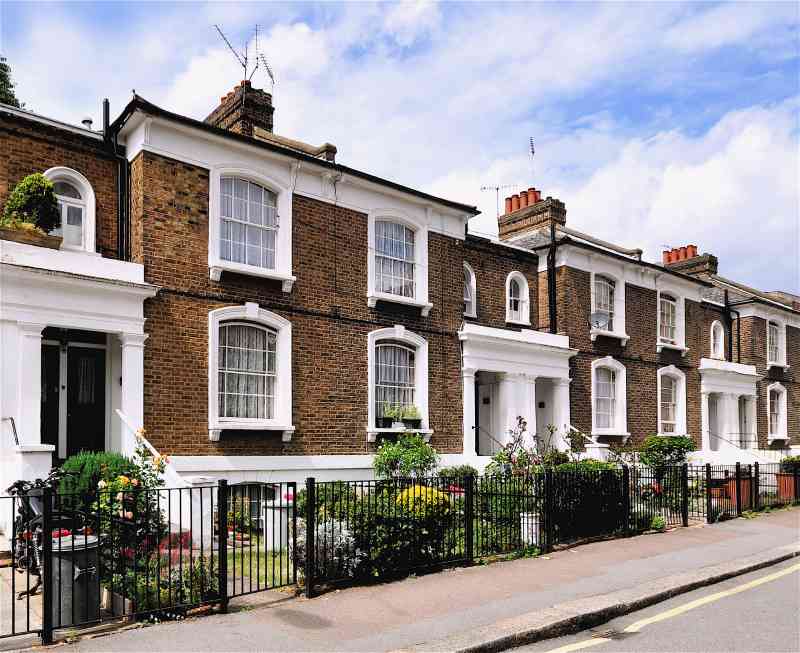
118, 475, 130, 485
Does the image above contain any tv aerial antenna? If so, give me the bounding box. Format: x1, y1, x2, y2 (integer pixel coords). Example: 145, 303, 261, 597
480, 184, 518, 218
213, 24, 276, 91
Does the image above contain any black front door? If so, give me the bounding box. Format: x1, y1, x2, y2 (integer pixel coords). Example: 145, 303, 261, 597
66, 347, 106, 456
41, 344, 61, 449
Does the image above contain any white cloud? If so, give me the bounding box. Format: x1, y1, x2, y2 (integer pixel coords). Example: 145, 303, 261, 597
383, 1, 441, 47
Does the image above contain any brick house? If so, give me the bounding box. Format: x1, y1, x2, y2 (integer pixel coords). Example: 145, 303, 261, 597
1, 82, 797, 492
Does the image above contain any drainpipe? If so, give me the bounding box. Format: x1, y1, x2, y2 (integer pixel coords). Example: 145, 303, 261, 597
547, 221, 558, 334
723, 290, 742, 363
104, 98, 130, 261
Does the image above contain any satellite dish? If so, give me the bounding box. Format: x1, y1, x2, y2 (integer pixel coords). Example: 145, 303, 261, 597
589, 312, 610, 330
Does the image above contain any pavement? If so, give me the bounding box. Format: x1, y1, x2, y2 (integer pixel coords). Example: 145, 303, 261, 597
517, 557, 800, 652
6, 508, 799, 653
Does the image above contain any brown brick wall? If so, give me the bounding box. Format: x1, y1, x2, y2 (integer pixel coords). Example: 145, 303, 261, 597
0, 113, 119, 258
132, 150, 487, 457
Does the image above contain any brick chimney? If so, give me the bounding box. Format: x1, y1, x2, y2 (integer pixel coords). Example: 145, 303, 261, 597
498, 187, 566, 241
663, 244, 718, 277
205, 80, 274, 137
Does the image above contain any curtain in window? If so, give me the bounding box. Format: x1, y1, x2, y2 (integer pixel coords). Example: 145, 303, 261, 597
220, 177, 278, 270
660, 376, 676, 433
77, 356, 96, 405
659, 296, 677, 343
768, 323, 779, 363
595, 367, 616, 429
375, 343, 415, 421
218, 323, 277, 419
769, 390, 779, 435
375, 221, 415, 298
594, 277, 615, 330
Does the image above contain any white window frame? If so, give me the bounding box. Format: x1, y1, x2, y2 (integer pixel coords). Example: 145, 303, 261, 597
710, 320, 725, 360
767, 320, 788, 369
463, 261, 477, 318
367, 210, 431, 315
657, 365, 687, 436
591, 356, 629, 438
208, 167, 295, 292
208, 302, 294, 441
43, 167, 97, 254
367, 325, 430, 441
590, 272, 629, 345
505, 271, 531, 325
767, 382, 788, 441
656, 290, 688, 356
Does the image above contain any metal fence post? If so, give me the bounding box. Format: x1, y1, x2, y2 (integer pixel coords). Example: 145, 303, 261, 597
622, 465, 631, 535
735, 462, 742, 517
41, 487, 54, 645
753, 462, 760, 511
544, 469, 554, 553
464, 474, 474, 561
681, 464, 689, 527
217, 480, 229, 613
794, 465, 799, 505
304, 477, 316, 599
705, 464, 712, 524
290, 481, 298, 586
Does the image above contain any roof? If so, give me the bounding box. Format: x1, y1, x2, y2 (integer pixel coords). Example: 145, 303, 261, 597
707, 274, 800, 316
109, 95, 479, 216
0, 102, 103, 141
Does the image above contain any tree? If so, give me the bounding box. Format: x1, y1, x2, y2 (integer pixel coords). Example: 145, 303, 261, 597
0, 57, 21, 108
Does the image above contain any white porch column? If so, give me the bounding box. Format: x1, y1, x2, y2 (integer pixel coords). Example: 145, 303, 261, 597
17, 322, 46, 445
462, 368, 477, 456
119, 333, 148, 447
720, 392, 738, 452
552, 378, 572, 451
700, 391, 710, 453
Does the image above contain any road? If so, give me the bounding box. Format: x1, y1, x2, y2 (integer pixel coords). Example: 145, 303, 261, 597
519, 557, 800, 653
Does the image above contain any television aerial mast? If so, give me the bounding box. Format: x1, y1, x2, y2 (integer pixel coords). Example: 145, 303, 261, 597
213, 24, 276, 91
480, 184, 518, 218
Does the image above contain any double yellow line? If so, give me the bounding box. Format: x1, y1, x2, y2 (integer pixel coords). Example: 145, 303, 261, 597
546, 562, 800, 653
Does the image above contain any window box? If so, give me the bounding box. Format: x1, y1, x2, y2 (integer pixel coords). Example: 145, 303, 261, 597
402, 417, 422, 430
0, 227, 62, 250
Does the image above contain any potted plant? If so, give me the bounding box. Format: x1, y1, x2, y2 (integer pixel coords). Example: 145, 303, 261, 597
401, 405, 422, 430
0, 173, 62, 249
377, 404, 404, 429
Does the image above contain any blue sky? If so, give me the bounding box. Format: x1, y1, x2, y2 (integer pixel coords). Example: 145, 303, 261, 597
1, 1, 798, 292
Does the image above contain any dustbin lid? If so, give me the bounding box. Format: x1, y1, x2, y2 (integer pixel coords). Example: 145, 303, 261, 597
51, 534, 99, 549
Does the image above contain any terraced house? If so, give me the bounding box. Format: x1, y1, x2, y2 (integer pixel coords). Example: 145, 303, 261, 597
0, 81, 797, 491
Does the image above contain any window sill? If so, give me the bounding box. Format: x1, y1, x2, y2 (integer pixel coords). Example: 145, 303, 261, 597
506, 318, 531, 327
656, 432, 688, 438
768, 434, 789, 443
767, 362, 790, 371
657, 341, 689, 357
367, 427, 433, 443
209, 424, 295, 442
464, 310, 477, 319
209, 261, 295, 292
591, 429, 631, 443
367, 292, 432, 316
590, 328, 630, 346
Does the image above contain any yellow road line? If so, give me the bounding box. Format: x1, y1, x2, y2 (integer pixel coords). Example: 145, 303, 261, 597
544, 562, 800, 653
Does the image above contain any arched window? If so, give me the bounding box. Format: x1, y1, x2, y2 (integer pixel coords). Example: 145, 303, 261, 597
506, 272, 530, 324
208, 303, 293, 441
594, 275, 616, 331
591, 356, 628, 436
768, 382, 788, 440
657, 365, 687, 435
710, 321, 725, 359
374, 220, 415, 299
367, 325, 429, 439
659, 293, 677, 344
43, 167, 96, 253
463, 262, 476, 317
220, 176, 278, 270
218, 322, 277, 420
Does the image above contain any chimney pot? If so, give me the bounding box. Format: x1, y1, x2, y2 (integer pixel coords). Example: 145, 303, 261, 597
662, 250, 671, 265
679, 246, 688, 260
511, 194, 520, 212
519, 191, 529, 209
504, 197, 513, 215
687, 244, 697, 258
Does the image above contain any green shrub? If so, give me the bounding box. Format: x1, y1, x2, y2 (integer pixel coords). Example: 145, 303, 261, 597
555, 459, 618, 472
650, 515, 666, 532
639, 435, 695, 469
58, 451, 134, 512
1, 173, 60, 232
373, 433, 440, 479
438, 464, 479, 481
780, 455, 800, 473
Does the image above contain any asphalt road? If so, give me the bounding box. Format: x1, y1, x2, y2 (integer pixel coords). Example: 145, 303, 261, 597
519, 557, 800, 653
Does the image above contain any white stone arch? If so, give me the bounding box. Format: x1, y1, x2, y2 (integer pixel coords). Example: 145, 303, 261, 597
208, 302, 294, 441
43, 166, 96, 253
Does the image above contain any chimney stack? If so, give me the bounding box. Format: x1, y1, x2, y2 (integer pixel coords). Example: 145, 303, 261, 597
664, 244, 717, 278
497, 185, 566, 241
205, 80, 275, 137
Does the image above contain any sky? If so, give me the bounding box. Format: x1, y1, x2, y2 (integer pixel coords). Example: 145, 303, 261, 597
1, 1, 798, 293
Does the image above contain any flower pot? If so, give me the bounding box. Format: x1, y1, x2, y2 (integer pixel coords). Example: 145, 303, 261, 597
376, 417, 394, 429
102, 587, 135, 620
391, 421, 405, 430
0, 226, 62, 250
402, 418, 422, 430
776, 473, 796, 501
